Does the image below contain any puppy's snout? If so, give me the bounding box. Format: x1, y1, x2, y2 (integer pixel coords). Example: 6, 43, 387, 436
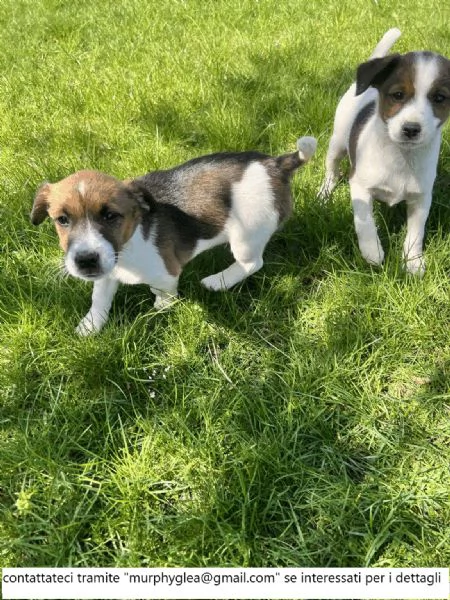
74, 251, 101, 272
402, 122, 421, 139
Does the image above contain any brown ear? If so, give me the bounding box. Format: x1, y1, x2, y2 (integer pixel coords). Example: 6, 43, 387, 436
123, 179, 156, 213
31, 182, 52, 225
356, 54, 401, 96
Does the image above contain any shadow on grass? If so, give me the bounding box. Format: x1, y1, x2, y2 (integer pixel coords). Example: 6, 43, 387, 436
3, 221, 446, 567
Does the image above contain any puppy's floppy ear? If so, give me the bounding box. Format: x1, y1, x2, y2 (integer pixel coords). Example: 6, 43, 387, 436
31, 182, 52, 225
356, 54, 401, 96
123, 179, 157, 213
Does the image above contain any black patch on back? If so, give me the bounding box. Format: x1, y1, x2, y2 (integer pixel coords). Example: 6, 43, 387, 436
349, 101, 376, 175
138, 151, 269, 190
156, 204, 221, 254
133, 152, 267, 240
131, 148, 296, 266
133, 176, 223, 244
136, 151, 269, 209
175, 150, 270, 169
261, 157, 294, 224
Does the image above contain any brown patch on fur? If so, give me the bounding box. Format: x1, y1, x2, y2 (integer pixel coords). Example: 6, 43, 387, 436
430, 86, 450, 124
33, 170, 143, 253
156, 239, 188, 277
274, 151, 305, 174
377, 54, 416, 122
132, 162, 243, 275
46, 171, 123, 220
263, 158, 293, 225
55, 219, 71, 252
272, 180, 293, 225
152, 202, 224, 276
182, 167, 235, 228
364, 52, 450, 126
429, 56, 450, 125
31, 183, 52, 224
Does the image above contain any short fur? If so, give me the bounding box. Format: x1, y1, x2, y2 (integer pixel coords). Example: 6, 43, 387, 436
32, 137, 317, 334
319, 28, 450, 274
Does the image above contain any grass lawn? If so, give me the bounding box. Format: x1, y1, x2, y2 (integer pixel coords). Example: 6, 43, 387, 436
1, 0, 449, 569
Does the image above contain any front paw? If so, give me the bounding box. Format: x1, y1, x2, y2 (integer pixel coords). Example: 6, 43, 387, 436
359, 241, 385, 267
201, 273, 227, 291
405, 255, 425, 277
153, 293, 177, 309
75, 313, 104, 336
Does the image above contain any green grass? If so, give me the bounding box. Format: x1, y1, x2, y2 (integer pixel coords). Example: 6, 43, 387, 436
1, 0, 450, 569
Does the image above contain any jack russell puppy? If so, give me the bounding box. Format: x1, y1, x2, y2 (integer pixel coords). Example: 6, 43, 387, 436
319, 28, 450, 274
31, 136, 317, 334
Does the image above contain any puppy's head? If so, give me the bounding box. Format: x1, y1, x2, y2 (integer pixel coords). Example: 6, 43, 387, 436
31, 170, 150, 281
356, 51, 450, 147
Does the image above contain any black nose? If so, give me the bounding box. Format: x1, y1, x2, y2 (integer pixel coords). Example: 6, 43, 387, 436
402, 122, 421, 139
75, 251, 100, 271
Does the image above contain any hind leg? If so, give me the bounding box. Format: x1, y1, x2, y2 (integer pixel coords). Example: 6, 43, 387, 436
201, 226, 273, 291
318, 134, 347, 198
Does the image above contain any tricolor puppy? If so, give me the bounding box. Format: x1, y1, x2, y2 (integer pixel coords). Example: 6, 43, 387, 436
319, 28, 450, 274
31, 136, 316, 334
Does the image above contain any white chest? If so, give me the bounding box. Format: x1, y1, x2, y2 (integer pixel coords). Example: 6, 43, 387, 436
353, 137, 439, 206
112, 228, 168, 286
110, 225, 229, 287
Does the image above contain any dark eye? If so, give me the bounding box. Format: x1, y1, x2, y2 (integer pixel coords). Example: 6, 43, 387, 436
390, 91, 405, 101
103, 211, 121, 222
55, 215, 69, 227
432, 92, 446, 104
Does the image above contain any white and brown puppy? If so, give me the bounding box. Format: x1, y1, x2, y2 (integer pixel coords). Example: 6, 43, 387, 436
319, 28, 450, 274
31, 136, 316, 334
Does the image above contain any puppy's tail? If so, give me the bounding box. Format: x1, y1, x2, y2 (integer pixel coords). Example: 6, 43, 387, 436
276, 136, 317, 174
369, 27, 401, 59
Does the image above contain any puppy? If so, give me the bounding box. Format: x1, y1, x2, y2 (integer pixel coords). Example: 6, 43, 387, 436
319, 28, 450, 274
31, 136, 317, 334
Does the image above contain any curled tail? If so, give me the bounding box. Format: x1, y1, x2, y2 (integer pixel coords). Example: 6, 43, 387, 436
369, 28, 401, 59
276, 136, 317, 174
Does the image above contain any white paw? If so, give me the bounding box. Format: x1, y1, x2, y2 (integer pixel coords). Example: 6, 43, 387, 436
318, 177, 337, 200
405, 256, 425, 277
75, 314, 104, 336
360, 242, 385, 266
201, 273, 227, 291
153, 293, 177, 309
